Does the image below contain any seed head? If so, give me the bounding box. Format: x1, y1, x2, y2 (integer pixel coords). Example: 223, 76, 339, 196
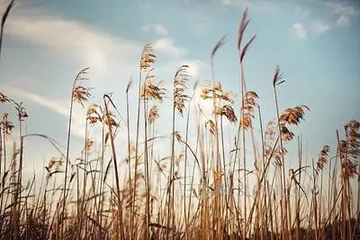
173, 131, 183, 143
73, 86, 92, 107
317, 145, 330, 171
200, 80, 234, 104
0, 92, 9, 103
174, 65, 190, 116
102, 110, 118, 128
205, 120, 217, 135
240, 90, 258, 130
280, 124, 295, 141
86, 138, 94, 150
279, 105, 309, 126
141, 74, 165, 101
140, 44, 156, 70
342, 159, 358, 179
3, 121, 14, 135
219, 105, 237, 123
87, 104, 102, 125
148, 105, 159, 124
344, 120, 360, 157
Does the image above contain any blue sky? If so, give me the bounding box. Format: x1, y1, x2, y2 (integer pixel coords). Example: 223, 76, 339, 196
0, 0, 359, 180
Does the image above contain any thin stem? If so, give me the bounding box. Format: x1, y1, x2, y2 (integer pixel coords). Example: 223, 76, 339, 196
103, 94, 123, 239
273, 85, 289, 239
133, 69, 142, 239
143, 96, 150, 239
61, 79, 76, 238
126, 84, 133, 239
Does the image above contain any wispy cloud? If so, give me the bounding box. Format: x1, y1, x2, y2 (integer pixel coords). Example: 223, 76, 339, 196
326, 1, 358, 26
7, 16, 140, 73
4, 3, 189, 77
142, 24, 187, 58
3, 3, 194, 103
154, 25, 169, 36
1, 2, 205, 143
142, 24, 169, 36
153, 37, 186, 58
1, 1, 146, 95
1, 84, 86, 138
182, 60, 205, 78
2, 85, 69, 116
291, 23, 307, 40
311, 20, 331, 34
292, 1, 358, 40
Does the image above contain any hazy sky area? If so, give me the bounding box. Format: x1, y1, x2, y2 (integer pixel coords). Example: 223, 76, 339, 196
0, 0, 359, 182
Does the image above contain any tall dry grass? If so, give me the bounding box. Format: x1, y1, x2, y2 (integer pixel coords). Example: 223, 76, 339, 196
0, 4, 359, 240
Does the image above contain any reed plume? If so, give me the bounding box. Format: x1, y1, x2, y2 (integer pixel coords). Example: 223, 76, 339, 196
240, 90, 258, 130
317, 145, 330, 171
0, 92, 10, 103
141, 73, 165, 102
148, 105, 159, 124
140, 44, 156, 71
174, 65, 190, 115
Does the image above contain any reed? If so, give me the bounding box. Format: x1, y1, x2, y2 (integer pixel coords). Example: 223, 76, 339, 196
0, 6, 359, 240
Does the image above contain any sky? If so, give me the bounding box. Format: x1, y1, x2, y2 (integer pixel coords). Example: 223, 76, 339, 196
0, 0, 359, 184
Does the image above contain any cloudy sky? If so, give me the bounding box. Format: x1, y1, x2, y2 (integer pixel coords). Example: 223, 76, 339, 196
0, 0, 359, 180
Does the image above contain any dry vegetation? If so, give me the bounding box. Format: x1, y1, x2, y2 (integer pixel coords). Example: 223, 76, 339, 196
1, 2, 360, 240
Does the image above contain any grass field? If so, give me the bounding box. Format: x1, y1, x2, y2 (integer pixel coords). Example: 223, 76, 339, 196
1, 1, 359, 239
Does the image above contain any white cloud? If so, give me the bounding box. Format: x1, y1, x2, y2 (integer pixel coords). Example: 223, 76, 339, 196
190, 86, 233, 129
291, 23, 307, 40
326, 2, 358, 26
186, 61, 201, 78
153, 37, 186, 58
7, 16, 140, 74
1, 1, 150, 96
154, 24, 169, 36
142, 24, 169, 36
291, 2, 358, 40
291, 1, 358, 40
192, 88, 212, 117
1, 85, 86, 138
2, 85, 69, 116
181, 59, 207, 78
0, 1, 205, 145
3, 4, 192, 103
141, 25, 187, 59
4, 5, 188, 79
311, 20, 331, 34
154, 58, 208, 85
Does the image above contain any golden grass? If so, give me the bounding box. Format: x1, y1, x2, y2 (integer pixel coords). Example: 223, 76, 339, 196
0, 5, 359, 240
